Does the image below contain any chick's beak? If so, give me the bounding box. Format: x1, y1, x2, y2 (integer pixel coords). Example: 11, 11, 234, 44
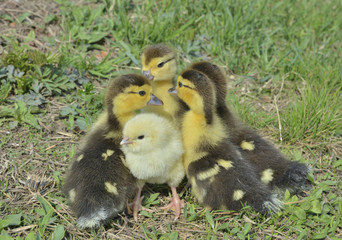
142, 70, 154, 81
168, 87, 178, 95
120, 136, 133, 145
147, 94, 163, 106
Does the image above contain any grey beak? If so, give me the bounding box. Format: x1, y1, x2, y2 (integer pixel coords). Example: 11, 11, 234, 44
168, 87, 178, 95
147, 94, 163, 106
142, 70, 154, 81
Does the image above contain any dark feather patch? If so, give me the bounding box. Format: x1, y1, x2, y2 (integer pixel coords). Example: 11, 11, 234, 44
142, 44, 174, 65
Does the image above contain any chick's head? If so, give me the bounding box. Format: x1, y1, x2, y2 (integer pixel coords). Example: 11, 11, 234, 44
121, 113, 173, 154
105, 74, 162, 119
175, 69, 216, 118
190, 61, 227, 107
141, 44, 176, 81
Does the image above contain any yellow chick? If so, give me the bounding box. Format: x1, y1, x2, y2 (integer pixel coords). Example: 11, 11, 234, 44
120, 113, 185, 221
169, 69, 281, 214
190, 61, 310, 190
141, 44, 186, 120
62, 74, 163, 228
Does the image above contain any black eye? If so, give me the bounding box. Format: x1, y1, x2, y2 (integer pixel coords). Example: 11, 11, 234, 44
138, 91, 146, 96
157, 62, 165, 68
178, 82, 183, 87
137, 135, 144, 140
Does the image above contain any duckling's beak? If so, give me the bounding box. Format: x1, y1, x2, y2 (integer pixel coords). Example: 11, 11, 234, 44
147, 94, 163, 106
142, 70, 154, 81
120, 136, 133, 145
168, 87, 178, 95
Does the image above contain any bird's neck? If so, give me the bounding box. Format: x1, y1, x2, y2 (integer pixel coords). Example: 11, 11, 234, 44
151, 80, 173, 97
182, 110, 226, 173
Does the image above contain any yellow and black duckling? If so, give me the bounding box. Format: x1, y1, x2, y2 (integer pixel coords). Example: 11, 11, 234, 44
141, 44, 188, 120
62, 74, 163, 228
190, 61, 310, 191
169, 69, 281, 213
120, 113, 184, 221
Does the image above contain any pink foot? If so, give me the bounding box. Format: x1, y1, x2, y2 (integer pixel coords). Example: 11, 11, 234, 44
160, 186, 184, 220
129, 187, 144, 221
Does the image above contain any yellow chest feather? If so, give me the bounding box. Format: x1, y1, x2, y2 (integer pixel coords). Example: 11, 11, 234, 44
182, 111, 226, 171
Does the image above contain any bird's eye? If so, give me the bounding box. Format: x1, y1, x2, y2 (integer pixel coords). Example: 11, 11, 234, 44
178, 82, 183, 87
137, 135, 144, 140
138, 91, 146, 96
157, 62, 165, 68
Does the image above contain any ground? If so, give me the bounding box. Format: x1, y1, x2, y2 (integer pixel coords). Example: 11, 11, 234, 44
1, 0, 341, 239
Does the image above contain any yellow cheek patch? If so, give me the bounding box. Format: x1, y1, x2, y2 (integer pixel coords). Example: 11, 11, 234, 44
69, 189, 76, 203
217, 159, 233, 170
197, 165, 220, 181
105, 182, 119, 195
102, 149, 115, 160
261, 168, 274, 184
240, 140, 255, 151
233, 190, 245, 201
76, 154, 84, 162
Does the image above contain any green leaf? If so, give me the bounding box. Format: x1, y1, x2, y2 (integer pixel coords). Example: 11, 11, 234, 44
25, 30, 36, 43
332, 159, 342, 168
0, 213, 22, 230
140, 210, 153, 218
0, 235, 14, 240
18, 12, 31, 23
51, 225, 65, 240
310, 200, 322, 214
293, 207, 306, 220
37, 195, 53, 215
25, 232, 37, 240
205, 210, 215, 230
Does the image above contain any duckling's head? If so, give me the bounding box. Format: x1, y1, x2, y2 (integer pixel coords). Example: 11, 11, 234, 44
105, 74, 163, 126
190, 61, 227, 107
120, 113, 173, 154
169, 69, 215, 124
141, 44, 177, 81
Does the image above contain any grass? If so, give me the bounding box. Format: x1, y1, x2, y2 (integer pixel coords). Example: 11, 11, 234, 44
0, 0, 341, 239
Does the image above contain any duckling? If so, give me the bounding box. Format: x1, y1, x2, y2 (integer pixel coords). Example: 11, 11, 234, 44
62, 74, 163, 228
120, 113, 184, 221
169, 69, 281, 213
141, 44, 187, 120
190, 61, 310, 190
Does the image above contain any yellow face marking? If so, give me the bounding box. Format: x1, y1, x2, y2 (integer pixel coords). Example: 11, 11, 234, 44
76, 154, 84, 162
176, 76, 204, 114
217, 159, 233, 170
261, 168, 274, 184
142, 53, 176, 81
105, 182, 119, 195
240, 140, 255, 151
113, 84, 152, 126
233, 190, 245, 201
209, 176, 215, 183
102, 149, 115, 161
197, 165, 220, 181
69, 189, 76, 203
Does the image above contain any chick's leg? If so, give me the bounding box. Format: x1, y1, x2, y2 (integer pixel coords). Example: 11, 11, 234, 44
130, 187, 144, 221
160, 186, 184, 220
